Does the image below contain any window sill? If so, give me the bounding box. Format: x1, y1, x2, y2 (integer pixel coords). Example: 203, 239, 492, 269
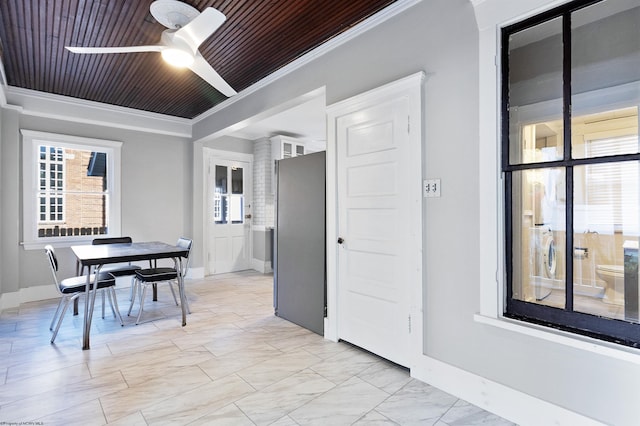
474, 313, 640, 365
22, 236, 96, 250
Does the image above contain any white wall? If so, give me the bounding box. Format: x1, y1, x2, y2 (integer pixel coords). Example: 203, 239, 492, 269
193, 0, 640, 424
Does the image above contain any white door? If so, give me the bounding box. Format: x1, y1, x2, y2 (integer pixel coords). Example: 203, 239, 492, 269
332, 75, 423, 368
207, 158, 251, 274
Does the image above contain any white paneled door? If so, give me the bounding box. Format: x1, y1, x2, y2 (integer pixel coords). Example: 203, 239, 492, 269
331, 73, 423, 368
208, 157, 251, 274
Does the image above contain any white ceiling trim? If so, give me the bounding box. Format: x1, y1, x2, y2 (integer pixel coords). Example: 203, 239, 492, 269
472, 0, 570, 30
4, 86, 192, 138
192, 0, 422, 123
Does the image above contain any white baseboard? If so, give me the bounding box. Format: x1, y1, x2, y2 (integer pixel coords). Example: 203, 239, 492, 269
411, 355, 604, 426
0, 284, 58, 310
251, 258, 273, 274
186, 267, 205, 279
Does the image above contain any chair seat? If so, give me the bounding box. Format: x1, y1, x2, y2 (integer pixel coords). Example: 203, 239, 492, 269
60, 273, 116, 294
101, 264, 142, 277
135, 267, 178, 283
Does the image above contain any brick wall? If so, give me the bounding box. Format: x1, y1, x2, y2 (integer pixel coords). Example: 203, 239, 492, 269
38, 148, 106, 237
252, 138, 274, 228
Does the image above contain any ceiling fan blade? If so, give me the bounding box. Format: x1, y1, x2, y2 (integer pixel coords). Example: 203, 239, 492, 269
65, 45, 164, 54
175, 7, 226, 50
188, 53, 236, 97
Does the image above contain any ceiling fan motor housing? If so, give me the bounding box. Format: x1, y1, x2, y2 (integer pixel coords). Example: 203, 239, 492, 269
150, 0, 200, 29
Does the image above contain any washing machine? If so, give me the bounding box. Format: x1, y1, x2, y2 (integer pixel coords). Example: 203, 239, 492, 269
530, 226, 555, 300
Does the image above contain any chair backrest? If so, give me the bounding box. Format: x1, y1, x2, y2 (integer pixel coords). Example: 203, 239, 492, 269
92, 236, 132, 245
45, 245, 62, 292
82, 236, 135, 273
176, 237, 193, 276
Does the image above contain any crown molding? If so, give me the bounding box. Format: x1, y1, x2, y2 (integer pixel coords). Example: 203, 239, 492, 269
4, 86, 192, 138
192, 0, 422, 123
0, 57, 7, 107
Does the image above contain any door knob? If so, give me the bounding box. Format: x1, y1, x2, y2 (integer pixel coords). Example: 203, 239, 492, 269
337, 237, 344, 244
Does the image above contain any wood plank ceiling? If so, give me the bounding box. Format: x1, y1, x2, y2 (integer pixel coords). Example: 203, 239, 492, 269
0, 0, 398, 119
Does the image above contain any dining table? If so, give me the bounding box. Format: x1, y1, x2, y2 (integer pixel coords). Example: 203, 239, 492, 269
71, 241, 190, 350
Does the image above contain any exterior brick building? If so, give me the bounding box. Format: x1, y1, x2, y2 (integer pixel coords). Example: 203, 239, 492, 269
38, 147, 107, 237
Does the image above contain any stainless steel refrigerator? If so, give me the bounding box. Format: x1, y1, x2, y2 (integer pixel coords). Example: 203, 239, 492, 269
273, 151, 326, 335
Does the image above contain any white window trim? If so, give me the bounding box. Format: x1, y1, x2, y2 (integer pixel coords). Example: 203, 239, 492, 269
38, 145, 66, 224
21, 130, 122, 250
475, 0, 640, 363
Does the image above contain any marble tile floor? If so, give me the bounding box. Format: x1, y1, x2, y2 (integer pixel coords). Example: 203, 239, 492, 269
0, 271, 516, 425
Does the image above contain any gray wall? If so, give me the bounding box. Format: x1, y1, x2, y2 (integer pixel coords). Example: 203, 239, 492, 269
202, 135, 254, 154
252, 229, 270, 264
1, 108, 21, 295
1, 0, 638, 423
192, 0, 640, 424
0, 113, 192, 293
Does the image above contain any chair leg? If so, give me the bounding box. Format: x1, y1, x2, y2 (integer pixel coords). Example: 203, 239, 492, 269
51, 295, 76, 343
105, 287, 117, 318
109, 287, 124, 326
136, 284, 148, 325
128, 278, 139, 316
50, 297, 65, 331
172, 281, 191, 314
129, 275, 136, 301
168, 280, 179, 306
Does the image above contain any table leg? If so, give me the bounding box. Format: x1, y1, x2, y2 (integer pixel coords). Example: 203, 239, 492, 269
82, 264, 102, 350
177, 257, 187, 326
82, 270, 91, 349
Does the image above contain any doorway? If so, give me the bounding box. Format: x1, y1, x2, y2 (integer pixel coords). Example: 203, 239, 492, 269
206, 150, 253, 275
326, 73, 424, 368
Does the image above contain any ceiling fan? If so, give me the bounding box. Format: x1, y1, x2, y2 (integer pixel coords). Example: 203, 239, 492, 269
65, 0, 237, 97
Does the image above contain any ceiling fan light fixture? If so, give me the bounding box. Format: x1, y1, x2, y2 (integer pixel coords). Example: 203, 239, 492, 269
161, 48, 194, 68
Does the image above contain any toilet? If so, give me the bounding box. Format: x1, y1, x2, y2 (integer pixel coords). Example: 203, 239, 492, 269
595, 264, 624, 305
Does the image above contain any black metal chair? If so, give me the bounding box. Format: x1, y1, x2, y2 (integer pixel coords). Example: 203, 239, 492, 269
45, 245, 123, 343
74, 236, 142, 315
127, 237, 192, 324
91, 236, 142, 275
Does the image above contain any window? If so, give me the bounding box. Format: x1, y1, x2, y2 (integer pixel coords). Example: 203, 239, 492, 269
22, 130, 122, 249
213, 163, 245, 225
502, 0, 640, 346
39, 145, 65, 223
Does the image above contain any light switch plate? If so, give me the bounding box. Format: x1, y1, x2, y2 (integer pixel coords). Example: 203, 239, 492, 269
423, 179, 441, 197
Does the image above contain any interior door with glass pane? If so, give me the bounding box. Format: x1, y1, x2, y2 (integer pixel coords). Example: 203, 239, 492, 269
208, 159, 251, 274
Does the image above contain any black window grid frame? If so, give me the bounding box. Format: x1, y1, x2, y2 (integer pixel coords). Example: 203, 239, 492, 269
500, 0, 640, 347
